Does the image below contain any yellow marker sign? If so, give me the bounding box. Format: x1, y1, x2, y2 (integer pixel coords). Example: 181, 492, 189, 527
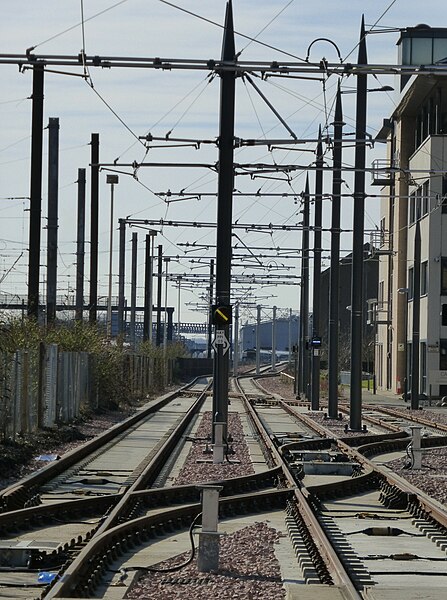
215, 308, 229, 322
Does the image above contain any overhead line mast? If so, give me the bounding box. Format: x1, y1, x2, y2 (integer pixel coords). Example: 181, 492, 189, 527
212, 0, 236, 460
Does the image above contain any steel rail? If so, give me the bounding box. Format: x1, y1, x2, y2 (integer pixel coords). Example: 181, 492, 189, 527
0, 379, 204, 512
337, 438, 447, 529
370, 405, 447, 433
0, 380, 211, 598
273, 396, 447, 532
45, 488, 292, 598
235, 376, 362, 599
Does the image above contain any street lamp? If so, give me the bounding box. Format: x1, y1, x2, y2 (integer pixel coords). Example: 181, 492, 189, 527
106, 174, 119, 337
398, 287, 409, 401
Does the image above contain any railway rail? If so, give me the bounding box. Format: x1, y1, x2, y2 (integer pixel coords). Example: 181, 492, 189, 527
0, 371, 446, 599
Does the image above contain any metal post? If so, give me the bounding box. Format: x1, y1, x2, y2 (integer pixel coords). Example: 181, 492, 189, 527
163, 258, 170, 387
156, 245, 163, 346
213, 0, 236, 445
143, 235, 151, 342
411, 220, 421, 410
46, 117, 59, 325
197, 485, 223, 572
106, 175, 118, 337
163, 258, 170, 353
177, 277, 181, 341
233, 303, 239, 376
207, 259, 214, 359
272, 305, 277, 372
89, 133, 99, 323
311, 129, 323, 410
149, 235, 155, 343
130, 232, 137, 348
288, 308, 292, 367
167, 307, 174, 341
410, 426, 422, 469
328, 84, 344, 419
301, 176, 310, 398
256, 304, 261, 375
350, 16, 368, 431
118, 219, 125, 336
404, 296, 409, 402
75, 168, 86, 322
27, 64, 44, 319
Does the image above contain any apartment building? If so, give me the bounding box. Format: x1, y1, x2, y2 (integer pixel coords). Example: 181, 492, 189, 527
375, 25, 447, 397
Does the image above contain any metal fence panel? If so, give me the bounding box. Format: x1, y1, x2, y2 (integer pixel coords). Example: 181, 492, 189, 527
43, 344, 58, 427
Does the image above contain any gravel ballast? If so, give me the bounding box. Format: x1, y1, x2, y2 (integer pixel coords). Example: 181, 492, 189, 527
174, 411, 255, 485
126, 522, 286, 600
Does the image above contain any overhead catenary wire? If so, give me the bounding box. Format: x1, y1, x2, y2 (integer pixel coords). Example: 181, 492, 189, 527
158, 0, 308, 63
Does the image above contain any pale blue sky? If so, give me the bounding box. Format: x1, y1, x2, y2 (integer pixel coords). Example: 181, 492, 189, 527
0, 1, 446, 324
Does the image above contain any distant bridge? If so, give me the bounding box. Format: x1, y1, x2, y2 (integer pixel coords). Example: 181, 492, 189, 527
0, 294, 209, 336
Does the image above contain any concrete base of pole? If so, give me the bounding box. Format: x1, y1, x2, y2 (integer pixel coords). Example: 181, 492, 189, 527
410, 426, 422, 470
213, 422, 225, 464
197, 532, 220, 572
197, 484, 223, 573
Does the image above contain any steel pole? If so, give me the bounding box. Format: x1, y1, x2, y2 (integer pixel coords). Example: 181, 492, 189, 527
106, 184, 115, 338
301, 176, 310, 398
233, 303, 239, 376
75, 168, 86, 322
177, 278, 181, 341
272, 305, 277, 372
213, 1, 236, 442
311, 129, 323, 410
27, 64, 44, 319
256, 304, 261, 374
156, 244, 163, 346
46, 117, 59, 325
143, 235, 151, 342
149, 235, 155, 342
130, 232, 137, 348
411, 221, 421, 410
350, 16, 368, 431
328, 84, 344, 419
89, 133, 99, 323
118, 219, 125, 336
207, 259, 214, 359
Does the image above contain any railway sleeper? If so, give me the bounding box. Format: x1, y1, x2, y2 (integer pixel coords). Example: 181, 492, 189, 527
412, 518, 447, 550
317, 514, 374, 589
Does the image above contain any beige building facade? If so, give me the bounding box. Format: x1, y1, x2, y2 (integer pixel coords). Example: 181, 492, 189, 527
376, 26, 447, 398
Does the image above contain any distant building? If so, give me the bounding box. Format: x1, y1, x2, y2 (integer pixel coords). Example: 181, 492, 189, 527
240, 315, 300, 353
320, 244, 379, 353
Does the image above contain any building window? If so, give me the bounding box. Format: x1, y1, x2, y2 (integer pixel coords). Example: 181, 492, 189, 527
380, 217, 386, 246
442, 176, 447, 214
378, 280, 384, 305
409, 191, 416, 224
421, 261, 428, 296
442, 258, 447, 295
440, 339, 447, 370
416, 186, 422, 220
422, 180, 429, 216
408, 266, 414, 299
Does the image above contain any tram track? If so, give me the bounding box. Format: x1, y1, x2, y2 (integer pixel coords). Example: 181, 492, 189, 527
241, 373, 447, 599
0, 378, 209, 512
0, 378, 213, 598
2, 371, 447, 599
